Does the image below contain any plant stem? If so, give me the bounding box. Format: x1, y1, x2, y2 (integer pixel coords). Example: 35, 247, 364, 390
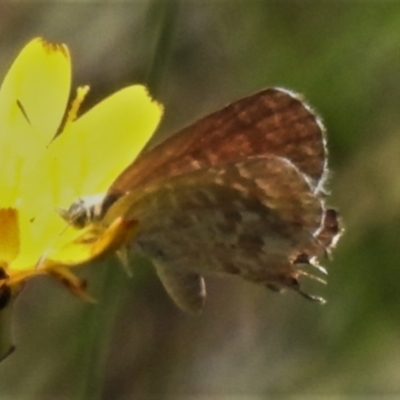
78, 260, 124, 400
145, 0, 180, 96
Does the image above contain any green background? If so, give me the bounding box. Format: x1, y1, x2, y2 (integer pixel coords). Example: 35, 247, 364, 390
0, 1, 399, 399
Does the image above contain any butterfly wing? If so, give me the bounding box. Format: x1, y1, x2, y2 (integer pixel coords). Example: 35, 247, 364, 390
154, 265, 206, 314
105, 87, 341, 311
110, 88, 327, 194
105, 155, 325, 312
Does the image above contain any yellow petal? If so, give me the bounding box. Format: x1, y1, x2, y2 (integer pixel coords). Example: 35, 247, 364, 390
0, 38, 71, 207
54, 85, 162, 204
0, 37, 71, 144
21, 85, 162, 216
10, 208, 65, 272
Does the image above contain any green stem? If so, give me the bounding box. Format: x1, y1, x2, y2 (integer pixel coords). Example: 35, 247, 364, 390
145, 0, 180, 96
78, 1, 179, 399
78, 261, 124, 400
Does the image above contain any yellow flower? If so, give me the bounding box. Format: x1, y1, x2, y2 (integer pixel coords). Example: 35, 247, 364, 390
0, 38, 163, 304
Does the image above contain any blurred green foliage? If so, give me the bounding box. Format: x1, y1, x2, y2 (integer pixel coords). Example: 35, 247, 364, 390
0, 1, 400, 399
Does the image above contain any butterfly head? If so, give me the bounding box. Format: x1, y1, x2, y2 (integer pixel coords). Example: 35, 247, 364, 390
57, 193, 122, 229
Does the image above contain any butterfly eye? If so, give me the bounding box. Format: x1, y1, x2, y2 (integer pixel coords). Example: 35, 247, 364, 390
57, 199, 88, 228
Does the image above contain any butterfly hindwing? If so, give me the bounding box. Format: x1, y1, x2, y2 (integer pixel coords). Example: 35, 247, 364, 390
154, 263, 206, 314
105, 155, 326, 305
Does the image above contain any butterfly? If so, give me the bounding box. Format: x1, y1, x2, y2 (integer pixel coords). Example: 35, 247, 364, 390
63, 87, 342, 314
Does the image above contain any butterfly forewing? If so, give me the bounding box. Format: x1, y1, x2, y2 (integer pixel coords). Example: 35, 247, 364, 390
110, 88, 327, 194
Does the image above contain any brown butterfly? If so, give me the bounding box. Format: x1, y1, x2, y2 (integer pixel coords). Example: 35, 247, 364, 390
65, 88, 342, 314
